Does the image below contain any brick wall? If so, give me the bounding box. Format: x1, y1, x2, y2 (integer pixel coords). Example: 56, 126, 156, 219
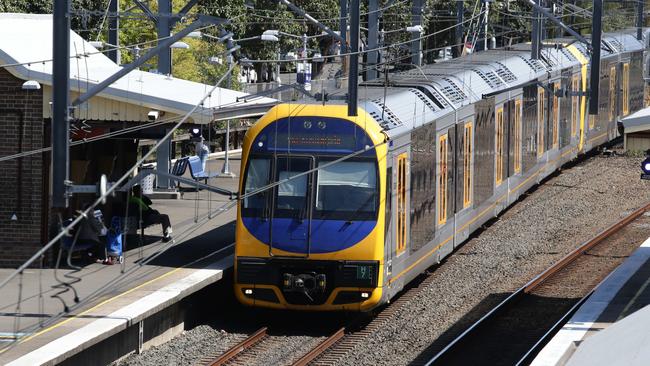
0, 68, 45, 267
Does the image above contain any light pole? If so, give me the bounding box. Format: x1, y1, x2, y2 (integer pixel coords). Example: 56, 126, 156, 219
262, 30, 327, 92
221, 53, 235, 177
196, 31, 279, 177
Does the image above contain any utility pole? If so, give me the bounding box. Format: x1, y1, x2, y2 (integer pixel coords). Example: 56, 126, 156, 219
340, 0, 348, 53
366, 0, 379, 81
221, 54, 234, 177
53, 0, 71, 208
531, 0, 541, 59
411, 0, 423, 65
107, 0, 120, 64
589, 0, 602, 115
348, 0, 359, 116
454, 0, 464, 58
637, 0, 644, 41
483, 0, 489, 51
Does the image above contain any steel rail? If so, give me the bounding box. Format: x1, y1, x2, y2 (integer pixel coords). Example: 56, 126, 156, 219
291, 327, 345, 366
425, 201, 650, 366
525, 201, 650, 292
209, 327, 268, 366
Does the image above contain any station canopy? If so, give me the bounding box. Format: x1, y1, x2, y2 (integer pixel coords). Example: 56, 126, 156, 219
0, 13, 277, 124
621, 106, 650, 134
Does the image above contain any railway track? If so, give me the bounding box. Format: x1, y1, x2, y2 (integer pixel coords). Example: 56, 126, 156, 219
421, 202, 650, 366
197, 326, 345, 366
197, 266, 444, 366
197, 203, 650, 366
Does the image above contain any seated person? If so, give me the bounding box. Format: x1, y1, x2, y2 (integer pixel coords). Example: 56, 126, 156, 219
76, 207, 107, 263
128, 185, 173, 242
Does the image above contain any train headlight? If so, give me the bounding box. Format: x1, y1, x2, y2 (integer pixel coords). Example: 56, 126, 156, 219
644, 160, 650, 173
641, 150, 650, 179
244, 289, 253, 295
361, 292, 370, 298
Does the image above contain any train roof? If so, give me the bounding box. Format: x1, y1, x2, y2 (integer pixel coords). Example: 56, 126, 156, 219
355, 29, 646, 139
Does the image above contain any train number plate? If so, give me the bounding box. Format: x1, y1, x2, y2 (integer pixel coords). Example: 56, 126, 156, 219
641, 174, 650, 180
356, 266, 372, 280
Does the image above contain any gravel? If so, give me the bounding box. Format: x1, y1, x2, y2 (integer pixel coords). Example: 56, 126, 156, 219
119, 152, 650, 366
114, 326, 242, 366
338, 152, 650, 366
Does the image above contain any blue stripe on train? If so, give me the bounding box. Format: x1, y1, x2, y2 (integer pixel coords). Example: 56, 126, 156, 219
242, 217, 376, 253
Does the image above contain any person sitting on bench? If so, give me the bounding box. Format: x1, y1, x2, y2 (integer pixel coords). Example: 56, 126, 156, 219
74, 206, 108, 263
128, 185, 173, 242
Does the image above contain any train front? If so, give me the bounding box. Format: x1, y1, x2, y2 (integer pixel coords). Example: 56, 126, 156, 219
234, 104, 387, 311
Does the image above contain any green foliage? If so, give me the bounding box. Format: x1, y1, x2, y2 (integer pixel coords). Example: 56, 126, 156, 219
6, 0, 642, 86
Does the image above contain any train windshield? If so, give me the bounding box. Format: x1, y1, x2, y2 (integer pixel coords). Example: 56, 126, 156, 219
274, 157, 311, 218
242, 156, 378, 221
315, 159, 377, 220
242, 158, 271, 214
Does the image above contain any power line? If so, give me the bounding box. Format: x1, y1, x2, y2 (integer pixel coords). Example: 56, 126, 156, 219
0, 61, 238, 293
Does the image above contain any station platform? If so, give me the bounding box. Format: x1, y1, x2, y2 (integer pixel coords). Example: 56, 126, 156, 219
531, 235, 650, 366
0, 155, 241, 366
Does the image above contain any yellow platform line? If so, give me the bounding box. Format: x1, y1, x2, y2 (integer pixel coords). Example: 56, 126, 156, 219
1, 243, 234, 353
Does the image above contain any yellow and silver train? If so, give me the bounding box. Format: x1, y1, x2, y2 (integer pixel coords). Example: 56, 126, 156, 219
234, 30, 650, 311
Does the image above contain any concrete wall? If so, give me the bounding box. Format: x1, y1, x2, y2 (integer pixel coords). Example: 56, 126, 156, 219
625, 132, 650, 152
0, 68, 45, 267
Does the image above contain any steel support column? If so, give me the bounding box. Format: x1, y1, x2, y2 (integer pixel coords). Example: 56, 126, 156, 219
156, 129, 172, 188
348, 0, 359, 116
108, 0, 120, 64
157, 0, 172, 75
366, 0, 379, 81
53, 0, 71, 208
411, 0, 423, 66
589, 0, 602, 115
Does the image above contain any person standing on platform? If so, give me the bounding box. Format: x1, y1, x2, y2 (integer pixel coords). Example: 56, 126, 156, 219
195, 136, 210, 171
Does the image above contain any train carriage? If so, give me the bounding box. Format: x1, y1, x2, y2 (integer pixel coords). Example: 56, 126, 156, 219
235, 30, 649, 311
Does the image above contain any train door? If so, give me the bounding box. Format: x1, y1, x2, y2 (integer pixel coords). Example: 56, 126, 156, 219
436, 123, 455, 257
268, 155, 314, 256
393, 149, 409, 262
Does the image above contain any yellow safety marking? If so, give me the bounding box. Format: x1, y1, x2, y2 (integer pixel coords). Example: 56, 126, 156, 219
2, 244, 234, 352
5, 267, 182, 350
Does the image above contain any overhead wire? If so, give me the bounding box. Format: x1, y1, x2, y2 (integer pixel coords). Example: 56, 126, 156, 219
0, 61, 237, 293
4, 1, 640, 349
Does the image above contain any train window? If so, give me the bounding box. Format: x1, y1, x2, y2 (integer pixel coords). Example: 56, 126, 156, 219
438, 134, 448, 225
553, 82, 559, 148
242, 158, 271, 214
623, 62, 630, 116
496, 107, 505, 186
274, 157, 311, 218
572, 75, 579, 137
609, 66, 616, 122
537, 87, 545, 157
463, 122, 473, 208
397, 153, 407, 254
514, 99, 522, 174
314, 160, 378, 220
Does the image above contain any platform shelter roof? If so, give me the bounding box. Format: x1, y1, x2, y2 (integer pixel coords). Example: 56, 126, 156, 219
0, 13, 276, 124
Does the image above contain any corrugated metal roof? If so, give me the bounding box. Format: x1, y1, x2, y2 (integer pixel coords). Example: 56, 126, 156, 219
0, 13, 276, 123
